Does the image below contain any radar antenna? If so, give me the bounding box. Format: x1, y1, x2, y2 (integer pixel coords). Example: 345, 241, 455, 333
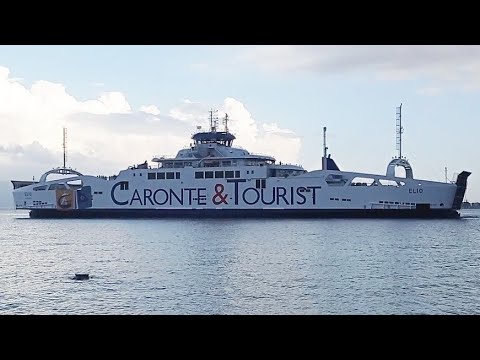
396, 103, 404, 159
209, 109, 219, 132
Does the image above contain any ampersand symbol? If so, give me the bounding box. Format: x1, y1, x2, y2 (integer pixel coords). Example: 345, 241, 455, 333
212, 184, 228, 205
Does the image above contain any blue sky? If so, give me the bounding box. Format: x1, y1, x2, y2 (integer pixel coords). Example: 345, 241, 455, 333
1, 45, 479, 205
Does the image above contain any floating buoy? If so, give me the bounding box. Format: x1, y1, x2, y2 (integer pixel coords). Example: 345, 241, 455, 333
73, 273, 89, 280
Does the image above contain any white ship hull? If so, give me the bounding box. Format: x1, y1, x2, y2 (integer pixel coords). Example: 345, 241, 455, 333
12, 167, 470, 219
11, 108, 471, 219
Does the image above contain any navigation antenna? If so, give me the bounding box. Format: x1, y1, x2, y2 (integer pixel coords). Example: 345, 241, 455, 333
209, 109, 219, 132
396, 103, 404, 159
63, 126, 68, 168
223, 113, 229, 132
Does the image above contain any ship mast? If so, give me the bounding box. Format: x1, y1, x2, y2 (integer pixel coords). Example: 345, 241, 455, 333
209, 109, 218, 132
322, 126, 328, 170
223, 113, 229, 132
63, 126, 67, 168
396, 103, 403, 159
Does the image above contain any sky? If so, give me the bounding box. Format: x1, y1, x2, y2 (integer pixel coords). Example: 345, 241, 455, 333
1, 45, 479, 207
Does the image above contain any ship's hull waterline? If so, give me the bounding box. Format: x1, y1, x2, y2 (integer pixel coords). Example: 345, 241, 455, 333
29, 208, 461, 219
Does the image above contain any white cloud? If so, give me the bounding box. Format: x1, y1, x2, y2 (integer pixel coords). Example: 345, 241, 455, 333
139, 105, 160, 115
240, 45, 480, 88
221, 98, 301, 164
0, 65, 301, 180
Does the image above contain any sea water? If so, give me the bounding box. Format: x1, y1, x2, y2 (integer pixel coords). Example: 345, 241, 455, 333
0, 209, 479, 314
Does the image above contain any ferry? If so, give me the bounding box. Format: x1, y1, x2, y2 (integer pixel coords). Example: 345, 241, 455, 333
12, 105, 471, 218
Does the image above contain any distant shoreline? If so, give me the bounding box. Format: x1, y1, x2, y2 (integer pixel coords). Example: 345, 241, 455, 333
462, 202, 480, 209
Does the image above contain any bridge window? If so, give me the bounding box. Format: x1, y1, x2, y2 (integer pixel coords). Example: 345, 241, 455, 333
176, 172, 180, 179
157, 173, 165, 180
33, 185, 47, 191
166, 172, 175, 179
195, 172, 204, 179
225, 171, 234, 178
148, 173, 156, 180
205, 171, 213, 179
215, 171, 224, 178
235, 171, 240, 178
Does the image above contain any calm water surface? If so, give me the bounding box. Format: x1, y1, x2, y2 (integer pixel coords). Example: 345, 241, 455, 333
1, 209, 479, 314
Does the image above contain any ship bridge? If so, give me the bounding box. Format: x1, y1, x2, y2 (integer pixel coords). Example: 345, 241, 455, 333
192, 131, 236, 147
152, 111, 278, 167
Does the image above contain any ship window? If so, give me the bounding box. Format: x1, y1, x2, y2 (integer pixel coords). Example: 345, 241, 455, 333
325, 174, 347, 186
350, 177, 375, 186
379, 179, 399, 186
252, 170, 254, 174
235, 171, 240, 178
347, 199, 351, 202
222, 161, 231, 167
255, 180, 260, 188
174, 162, 183, 168
33, 185, 47, 191
48, 183, 67, 190
261, 179, 266, 188
215, 171, 224, 178
120, 182, 129, 190
225, 171, 234, 178
157, 173, 165, 180
176, 172, 180, 179
148, 173, 156, 180
166, 172, 175, 179
247, 171, 249, 174
195, 172, 204, 179
205, 171, 214, 179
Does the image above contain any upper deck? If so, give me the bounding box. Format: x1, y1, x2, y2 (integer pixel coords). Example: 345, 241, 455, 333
151, 110, 294, 171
